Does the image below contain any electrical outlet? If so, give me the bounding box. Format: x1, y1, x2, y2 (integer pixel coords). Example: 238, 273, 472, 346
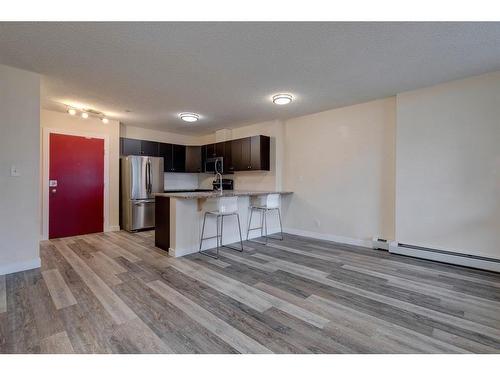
10, 165, 20, 177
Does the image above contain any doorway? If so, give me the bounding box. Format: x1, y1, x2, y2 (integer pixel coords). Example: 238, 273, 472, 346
48, 133, 105, 239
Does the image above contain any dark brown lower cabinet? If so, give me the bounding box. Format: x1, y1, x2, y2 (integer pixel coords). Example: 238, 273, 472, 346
155, 196, 170, 250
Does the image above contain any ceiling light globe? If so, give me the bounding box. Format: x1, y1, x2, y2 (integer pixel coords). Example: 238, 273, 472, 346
272, 93, 293, 105
68, 108, 77, 116
180, 113, 200, 122
81, 112, 89, 119
102, 117, 109, 124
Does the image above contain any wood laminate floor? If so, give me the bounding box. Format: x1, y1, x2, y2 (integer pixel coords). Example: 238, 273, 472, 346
1, 231, 499, 353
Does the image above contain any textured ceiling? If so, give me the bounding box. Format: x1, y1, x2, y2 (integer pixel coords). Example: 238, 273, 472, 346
1, 22, 499, 134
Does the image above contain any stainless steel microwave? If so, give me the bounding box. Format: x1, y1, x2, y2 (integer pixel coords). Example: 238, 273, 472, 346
204, 157, 223, 173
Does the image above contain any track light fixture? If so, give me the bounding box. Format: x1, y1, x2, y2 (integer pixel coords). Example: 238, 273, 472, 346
66, 106, 110, 123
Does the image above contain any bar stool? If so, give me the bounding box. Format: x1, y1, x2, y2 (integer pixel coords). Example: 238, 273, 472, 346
199, 196, 244, 259
246, 193, 284, 245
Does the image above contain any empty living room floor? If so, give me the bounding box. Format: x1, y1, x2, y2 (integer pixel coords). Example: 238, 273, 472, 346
1, 231, 499, 353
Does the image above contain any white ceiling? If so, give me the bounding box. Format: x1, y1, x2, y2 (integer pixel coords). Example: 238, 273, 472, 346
1, 22, 499, 135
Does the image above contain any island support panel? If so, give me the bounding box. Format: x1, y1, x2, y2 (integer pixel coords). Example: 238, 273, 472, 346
155, 196, 170, 250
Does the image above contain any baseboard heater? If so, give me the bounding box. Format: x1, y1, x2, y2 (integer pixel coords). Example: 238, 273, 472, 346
388, 242, 500, 273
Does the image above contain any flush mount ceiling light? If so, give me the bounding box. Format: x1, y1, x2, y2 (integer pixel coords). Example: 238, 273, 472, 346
179, 112, 200, 122
67, 107, 77, 116
101, 117, 109, 124
272, 93, 293, 105
81, 112, 89, 119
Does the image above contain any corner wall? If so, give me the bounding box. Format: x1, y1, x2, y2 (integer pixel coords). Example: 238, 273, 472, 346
396, 71, 500, 259
0, 64, 41, 275
283, 98, 396, 245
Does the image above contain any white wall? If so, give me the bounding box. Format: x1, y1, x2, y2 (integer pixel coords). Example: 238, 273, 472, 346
121, 124, 213, 145
396, 71, 500, 259
283, 98, 396, 245
41, 110, 121, 234
0, 64, 41, 275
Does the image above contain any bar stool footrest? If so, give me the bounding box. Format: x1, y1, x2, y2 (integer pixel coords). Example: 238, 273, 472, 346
199, 249, 220, 259
221, 244, 243, 252
247, 226, 264, 232
200, 235, 219, 240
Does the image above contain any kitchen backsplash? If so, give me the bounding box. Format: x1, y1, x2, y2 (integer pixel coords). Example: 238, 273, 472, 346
164, 173, 199, 190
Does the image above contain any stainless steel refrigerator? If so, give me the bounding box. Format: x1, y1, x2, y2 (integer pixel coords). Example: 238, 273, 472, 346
121, 156, 164, 231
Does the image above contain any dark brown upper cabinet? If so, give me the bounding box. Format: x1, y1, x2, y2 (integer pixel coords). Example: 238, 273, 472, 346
205, 143, 217, 158
158, 143, 173, 171
121, 138, 141, 156
185, 146, 202, 173
223, 141, 233, 172
120, 138, 159, 157
121, 135, 270, 173
250, 135, 270, 171
172, 144, 186, 172
215, 142, 225, 158
230, 138, 243, 171
241, 137, 252, 170
228, 136, 270, 171
158, 143, 186, 172
140, 140, 159, 157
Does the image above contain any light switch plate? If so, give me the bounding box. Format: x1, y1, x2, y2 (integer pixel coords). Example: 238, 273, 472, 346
10, 166, 20, 177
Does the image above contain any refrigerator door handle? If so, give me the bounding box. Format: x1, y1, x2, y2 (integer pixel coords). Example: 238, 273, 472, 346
133, 200, 155, 205
145, 159, 150, 194
147, 159, 153, 194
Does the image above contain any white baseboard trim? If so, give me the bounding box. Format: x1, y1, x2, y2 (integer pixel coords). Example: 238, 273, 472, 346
389, 242, 500, 273
0, 257, 41, 276
105, 225, 121, 232
283, 227, 372, 248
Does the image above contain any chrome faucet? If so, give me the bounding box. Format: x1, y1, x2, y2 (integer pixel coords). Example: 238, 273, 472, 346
214, 158, 223, 195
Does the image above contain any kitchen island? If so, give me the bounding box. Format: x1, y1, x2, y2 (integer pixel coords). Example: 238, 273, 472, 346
154, 190, 292, 257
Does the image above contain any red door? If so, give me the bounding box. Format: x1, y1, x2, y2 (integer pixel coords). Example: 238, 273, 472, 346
49, 133, 104, 239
